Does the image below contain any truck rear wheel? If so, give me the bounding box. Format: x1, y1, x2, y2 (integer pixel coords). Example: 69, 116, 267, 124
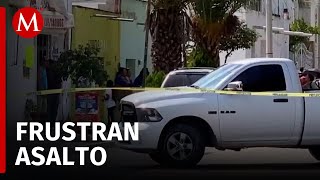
309, 147, 320, 161
152, 123, 205, 167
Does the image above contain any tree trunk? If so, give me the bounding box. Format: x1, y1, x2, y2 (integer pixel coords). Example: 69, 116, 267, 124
213, 50, 220, 67
224, 51, 232, 64
150, 8, 184, 74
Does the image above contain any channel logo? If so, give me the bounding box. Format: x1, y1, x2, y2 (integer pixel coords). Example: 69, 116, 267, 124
0, 6, 43, 174
12, 7, 44, 38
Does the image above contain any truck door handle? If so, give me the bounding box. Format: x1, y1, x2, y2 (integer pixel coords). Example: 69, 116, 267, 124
273, 98, 288, 103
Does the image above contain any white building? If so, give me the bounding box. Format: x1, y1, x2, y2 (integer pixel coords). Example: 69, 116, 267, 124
6, 0, 74, 131
288, 0, 320, 69
120, 0, 153, 80
310, 0, 320, 69
220, 0, 295, 65
294, 0, 311, 22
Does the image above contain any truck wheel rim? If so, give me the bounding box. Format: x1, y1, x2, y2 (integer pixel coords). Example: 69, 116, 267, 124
166, 132, 193, 160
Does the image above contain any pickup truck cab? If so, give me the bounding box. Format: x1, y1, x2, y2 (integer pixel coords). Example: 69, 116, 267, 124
118, 58, 320, 167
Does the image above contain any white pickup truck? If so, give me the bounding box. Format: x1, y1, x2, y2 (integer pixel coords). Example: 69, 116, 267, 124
118, 58, 320, 167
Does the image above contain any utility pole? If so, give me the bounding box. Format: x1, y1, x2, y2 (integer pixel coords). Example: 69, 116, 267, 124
311, 0, 320, 69
266, 0, 273, 58
142, 0, 151, 87
182, 16, 187, 67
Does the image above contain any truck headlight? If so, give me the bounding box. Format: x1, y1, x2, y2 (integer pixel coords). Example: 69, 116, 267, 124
137, 108, 163, 122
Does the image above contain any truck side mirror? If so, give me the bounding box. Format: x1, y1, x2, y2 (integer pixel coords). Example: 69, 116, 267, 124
224, 81, 243, 91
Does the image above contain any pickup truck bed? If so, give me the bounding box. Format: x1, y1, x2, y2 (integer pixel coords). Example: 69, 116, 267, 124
118, 58, 320, 167
301, 91, 320, 146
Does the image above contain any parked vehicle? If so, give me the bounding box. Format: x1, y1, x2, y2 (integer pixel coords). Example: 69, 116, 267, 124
118, 58, 320, 167
161, 67, 215, 88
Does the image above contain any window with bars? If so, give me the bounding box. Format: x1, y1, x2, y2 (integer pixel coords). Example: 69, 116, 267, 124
248, 0, 287, 17
273, 0, 281, 16
88, 40, 107, 49
88, 40, 100, 49
248, 0, 262, 12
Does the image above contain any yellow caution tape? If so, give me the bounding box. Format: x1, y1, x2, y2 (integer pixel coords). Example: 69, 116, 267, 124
26, 87, 320, 98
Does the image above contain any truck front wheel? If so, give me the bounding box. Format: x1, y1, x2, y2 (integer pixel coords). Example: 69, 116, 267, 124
151, 124, 205, 167
309, 147, 320, 161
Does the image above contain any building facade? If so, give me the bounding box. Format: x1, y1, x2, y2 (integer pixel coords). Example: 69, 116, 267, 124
71, 3, 121, 82
6, 0, 74, 131
309, 0, 320, 69
120, 0, 153, 80
288, 0, 320, 69
220, 0, 295, 65
294, 0, 311, 22
72, 0, 153, 81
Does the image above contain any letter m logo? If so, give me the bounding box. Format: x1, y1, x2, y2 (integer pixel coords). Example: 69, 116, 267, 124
12, 7, 44, 38
17, 13, 41, 32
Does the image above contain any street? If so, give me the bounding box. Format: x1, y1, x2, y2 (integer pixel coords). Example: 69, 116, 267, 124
3, 140, 320, 179
107, 146, 318, 167
105, 146, 320, 176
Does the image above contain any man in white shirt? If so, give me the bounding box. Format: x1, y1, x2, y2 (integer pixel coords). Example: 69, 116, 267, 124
105, 80, 116, 126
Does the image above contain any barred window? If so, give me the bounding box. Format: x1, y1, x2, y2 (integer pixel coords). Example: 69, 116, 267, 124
248, 0, 262, 12
88, 40, 100, 49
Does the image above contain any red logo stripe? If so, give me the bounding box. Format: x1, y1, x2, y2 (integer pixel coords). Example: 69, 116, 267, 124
0, 7, 6, 174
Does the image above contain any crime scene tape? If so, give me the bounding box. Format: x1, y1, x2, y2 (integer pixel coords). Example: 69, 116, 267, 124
26, 87, 320, 97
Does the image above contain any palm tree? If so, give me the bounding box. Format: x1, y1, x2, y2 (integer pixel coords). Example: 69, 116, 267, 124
148, 0, 191, 73
189, 0, 255, 67
148, 0, 256, 71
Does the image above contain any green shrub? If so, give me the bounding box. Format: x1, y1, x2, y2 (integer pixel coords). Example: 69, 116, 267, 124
56, 43, 108, 87
146, 71, 166, 88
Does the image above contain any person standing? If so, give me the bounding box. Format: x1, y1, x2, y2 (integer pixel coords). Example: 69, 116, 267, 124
115, 68, 131, 87
38, 59, 48, 90
134, 68, 149, 87
38, 59, 48, 113
126, 68, 133, 85
105, 80, 116, 126
46, 59, 61, 128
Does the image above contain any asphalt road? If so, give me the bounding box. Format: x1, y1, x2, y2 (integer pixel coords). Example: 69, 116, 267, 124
3, 142, 320, 179
108, 146, 318, 166
107, 146, 320, 175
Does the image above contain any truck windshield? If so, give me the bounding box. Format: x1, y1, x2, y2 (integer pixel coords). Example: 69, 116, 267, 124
192, 64, 242, 89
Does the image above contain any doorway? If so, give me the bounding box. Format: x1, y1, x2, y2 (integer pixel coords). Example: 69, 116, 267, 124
126, 59, 136, 80
37, 34, 51, 90
36, 34, 51, 114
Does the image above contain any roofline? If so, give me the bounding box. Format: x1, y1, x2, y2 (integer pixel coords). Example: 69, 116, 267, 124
72, 4, 117, 14
177, 67, 216, 69
173, 71, 214, 73
169, 69, 214, 74
228, 58, 293, 64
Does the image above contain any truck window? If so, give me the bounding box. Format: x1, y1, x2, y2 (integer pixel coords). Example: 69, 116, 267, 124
162, 73, 208, 87
231, 65, 286, 92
